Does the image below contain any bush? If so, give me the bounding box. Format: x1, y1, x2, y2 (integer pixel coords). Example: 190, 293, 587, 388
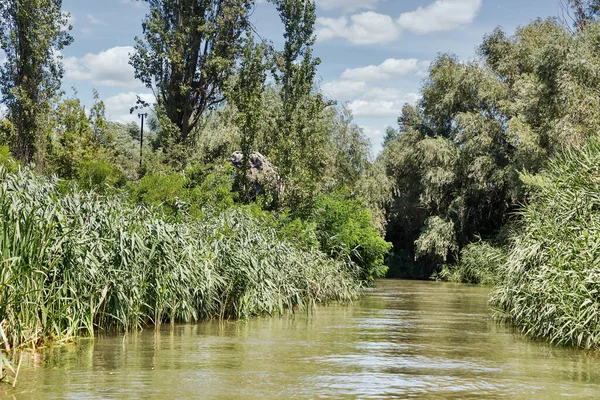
435, 240, 507, 284
308, 194, 392, 282
492, 137, 600, 349
77, 157, 127, 190
128, 172, 188, 214
0, 145, 18, 173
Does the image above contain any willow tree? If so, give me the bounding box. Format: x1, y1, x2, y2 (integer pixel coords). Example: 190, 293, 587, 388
130, 0, 254, 144
0, 0, 72, 164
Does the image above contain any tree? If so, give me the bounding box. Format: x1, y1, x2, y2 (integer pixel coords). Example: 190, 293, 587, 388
269, 0, 330, 207
130, 0, 254, 145
230, 34, 267, 201
0, 0, 73, 164
561, 0, 600, 31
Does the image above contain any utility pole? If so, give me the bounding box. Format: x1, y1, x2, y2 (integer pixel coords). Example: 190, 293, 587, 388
138, 113, 148, 170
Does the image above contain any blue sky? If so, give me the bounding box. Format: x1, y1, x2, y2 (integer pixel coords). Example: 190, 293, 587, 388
59, 0, 564, 152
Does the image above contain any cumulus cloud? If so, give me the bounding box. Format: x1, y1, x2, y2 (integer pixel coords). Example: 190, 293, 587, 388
321, 80, 369, 99
348, 92, 420, 118
317, 0, 482, 44
397, 0, 482, 34
64, 46, 143, 88
104, 92, 155, 124
341, 58, 430, 82
316, 12, 399, 45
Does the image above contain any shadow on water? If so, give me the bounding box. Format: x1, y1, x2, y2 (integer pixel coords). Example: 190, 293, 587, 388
5, 280, 600, 399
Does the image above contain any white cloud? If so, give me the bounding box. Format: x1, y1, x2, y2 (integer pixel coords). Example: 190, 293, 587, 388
321, 80, 368, 99
348, 92, 420, 118
317, 0, 482, 45
397, 0, 482, 34
104, 92, 155, 124
64, 46, 143, 88
341, 58, 430, 82
316, 0, 381, 12
87, 14, 106, 26
120, 0, 143, 8
316, 12, 399, 45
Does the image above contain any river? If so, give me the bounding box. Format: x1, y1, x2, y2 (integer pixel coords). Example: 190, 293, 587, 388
5, 280, 600, 399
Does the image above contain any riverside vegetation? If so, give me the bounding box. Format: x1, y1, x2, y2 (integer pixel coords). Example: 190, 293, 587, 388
0, 0, 392, 383
1, 0, 600, 383
380, 0, 600, 350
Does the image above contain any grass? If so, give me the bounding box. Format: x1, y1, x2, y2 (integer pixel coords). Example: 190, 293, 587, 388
0, 167, 361, 351
491, 137, 600, 349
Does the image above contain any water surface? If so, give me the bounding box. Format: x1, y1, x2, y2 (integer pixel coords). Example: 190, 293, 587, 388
6, 280, 600, 399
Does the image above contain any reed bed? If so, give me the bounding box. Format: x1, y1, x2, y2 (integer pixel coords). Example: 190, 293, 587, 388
0, 167, 360, 350
491, 138, 600, 349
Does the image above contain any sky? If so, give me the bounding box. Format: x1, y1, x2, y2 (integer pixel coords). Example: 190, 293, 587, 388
58, 0, 565, 153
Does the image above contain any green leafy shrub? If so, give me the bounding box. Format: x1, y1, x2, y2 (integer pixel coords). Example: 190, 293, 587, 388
186, 163, 237, 213
435, 240, 507, 284
0, 145, 18, 173
308, 195, 392, 282
77, 157, 127, 190
128, 172, 188, 214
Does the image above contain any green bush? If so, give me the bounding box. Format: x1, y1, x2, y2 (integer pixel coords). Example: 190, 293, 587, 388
186, 163, 237, 213
308, 194, 392, 282
435, 240, 507, 284
128, 172, 188, 214
77, 157, 126, 190
492, 137, 600, 349
0, 145, 18, 173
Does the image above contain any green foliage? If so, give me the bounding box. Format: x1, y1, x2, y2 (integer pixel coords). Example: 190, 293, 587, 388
230, 34, 267, 202
0, 167, 360, 349
308, 194, 392, 282
415, 216, 458, 263
491, 136, 600, 349
77, 157, 126, 191
129, 172, 188, 214
186, 164, 237, 213
0, 145, 18, 173
130, 0, 254, 143
382, 19, 600, 278
435, 240, 507, 285
0, 0, 73, 163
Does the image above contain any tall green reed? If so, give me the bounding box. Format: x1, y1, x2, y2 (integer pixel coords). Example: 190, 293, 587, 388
0, 167, 360, 350
491, 137, 600, 349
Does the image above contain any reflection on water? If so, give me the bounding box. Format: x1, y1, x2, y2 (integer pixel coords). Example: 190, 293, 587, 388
5, 280, 600, 399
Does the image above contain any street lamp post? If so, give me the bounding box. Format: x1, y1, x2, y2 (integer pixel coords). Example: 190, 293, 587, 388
138, 113, 148, 170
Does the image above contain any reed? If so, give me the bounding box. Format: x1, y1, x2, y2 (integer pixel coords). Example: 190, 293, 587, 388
491, 137, 600, 349
0, 167, 360, 350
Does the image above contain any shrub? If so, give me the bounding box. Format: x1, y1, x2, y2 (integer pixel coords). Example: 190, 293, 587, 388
435, 240, 507, 284
308, 194, 392, 282
77, 157, 126, 190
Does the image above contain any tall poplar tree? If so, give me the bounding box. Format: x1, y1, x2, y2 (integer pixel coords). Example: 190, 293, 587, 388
0, 0, 73, 164
130, 0, 254, 145
270, 0, 329, 206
